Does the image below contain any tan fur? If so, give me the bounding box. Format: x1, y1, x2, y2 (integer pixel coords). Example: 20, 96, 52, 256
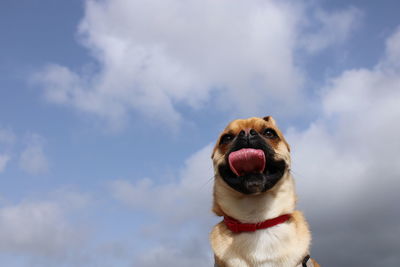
210, 117, 318, 267
311, 259, 320, 267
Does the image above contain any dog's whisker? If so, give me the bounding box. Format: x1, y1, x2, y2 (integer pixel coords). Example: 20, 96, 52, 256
200, 175, 216, 189
287, 168, 307, 179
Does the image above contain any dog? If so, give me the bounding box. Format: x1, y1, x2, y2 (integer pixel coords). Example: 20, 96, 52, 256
210, 116, 319, 267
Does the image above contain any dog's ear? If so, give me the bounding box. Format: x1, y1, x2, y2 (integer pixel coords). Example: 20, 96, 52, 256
263, 116, 276, 125
264, 116, 291, 152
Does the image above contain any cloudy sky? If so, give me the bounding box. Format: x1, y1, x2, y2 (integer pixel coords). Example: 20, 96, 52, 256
1, 0, 400, 266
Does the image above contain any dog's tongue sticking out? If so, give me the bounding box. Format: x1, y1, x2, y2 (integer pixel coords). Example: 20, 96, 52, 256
228, 148, 266, 176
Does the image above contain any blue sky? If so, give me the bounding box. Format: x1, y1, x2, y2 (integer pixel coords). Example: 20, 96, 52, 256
1, 0, 400, 266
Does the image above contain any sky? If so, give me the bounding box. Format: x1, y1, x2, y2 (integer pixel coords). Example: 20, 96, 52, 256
0, 0, 400, 266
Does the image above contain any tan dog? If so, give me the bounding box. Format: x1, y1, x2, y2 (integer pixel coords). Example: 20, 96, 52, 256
210, 116, 319, 267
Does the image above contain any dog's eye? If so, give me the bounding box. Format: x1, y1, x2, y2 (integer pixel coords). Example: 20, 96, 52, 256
220, 134, 234, 145
263, 128, 278, 139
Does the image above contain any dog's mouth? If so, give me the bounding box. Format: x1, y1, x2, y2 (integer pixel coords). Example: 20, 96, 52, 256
219, 148, 287, 195
228, 148, 266, 176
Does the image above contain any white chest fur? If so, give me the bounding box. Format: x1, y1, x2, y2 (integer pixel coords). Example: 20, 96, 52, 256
212, 218, 310, 267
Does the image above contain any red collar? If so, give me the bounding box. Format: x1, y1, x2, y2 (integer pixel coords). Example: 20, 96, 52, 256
223, 214, 291, 233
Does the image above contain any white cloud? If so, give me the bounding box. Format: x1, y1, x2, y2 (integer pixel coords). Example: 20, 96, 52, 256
135, 239, 212, 267
288, 26, 400, 208
19, 134, 49, 174
380, 26, 400, 69
110, 144, 216, 266
301, 7, 362, 53
111, 144, 214, 223
0, 188, 149, 267
0, 128, 16, 145
0, 189, 93, 267
0, 128, 15, 173
34, 0, 361, 130
0, 130, 51, 175
286, 27, 400, 265
0, 189, 118, 267
0, 154, 10, 173
0, 201, 81, 256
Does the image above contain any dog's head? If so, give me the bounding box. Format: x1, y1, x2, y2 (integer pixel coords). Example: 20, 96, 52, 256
212, 116, 291, 195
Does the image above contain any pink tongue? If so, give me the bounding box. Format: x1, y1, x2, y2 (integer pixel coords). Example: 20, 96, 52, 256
228, 148, 266, 176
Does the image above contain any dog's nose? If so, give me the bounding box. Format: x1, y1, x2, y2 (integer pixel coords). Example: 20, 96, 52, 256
239, 129, 257, 137
249, 129, 257, 136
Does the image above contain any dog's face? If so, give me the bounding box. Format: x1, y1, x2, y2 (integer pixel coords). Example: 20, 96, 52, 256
212, 116, 291, 195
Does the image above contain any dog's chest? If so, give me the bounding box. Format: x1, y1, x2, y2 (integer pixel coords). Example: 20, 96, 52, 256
215, 223, 307, 267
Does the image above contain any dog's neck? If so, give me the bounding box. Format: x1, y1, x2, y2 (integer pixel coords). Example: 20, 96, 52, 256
214, 173, 296, 223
